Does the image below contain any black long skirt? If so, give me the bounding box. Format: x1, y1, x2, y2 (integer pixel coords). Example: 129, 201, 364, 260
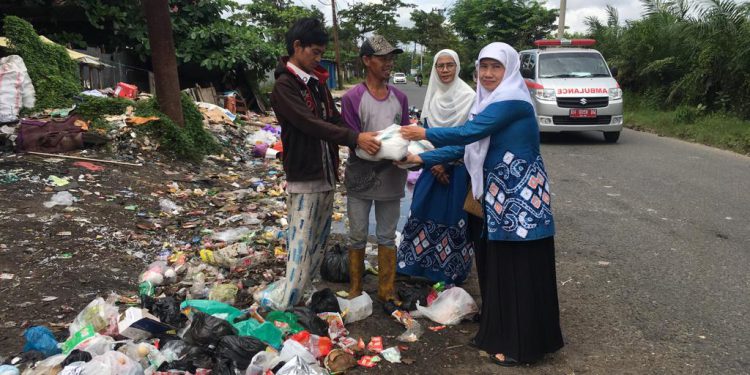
468, 214, 564, 363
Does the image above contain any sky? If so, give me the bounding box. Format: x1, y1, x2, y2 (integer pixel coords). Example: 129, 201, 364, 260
275, 0, 647, 34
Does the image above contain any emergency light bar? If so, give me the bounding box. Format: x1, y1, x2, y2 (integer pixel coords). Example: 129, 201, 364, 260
534, 39, 596, 47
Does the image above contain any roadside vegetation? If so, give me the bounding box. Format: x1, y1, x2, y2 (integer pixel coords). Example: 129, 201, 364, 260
584, 0, 750, 154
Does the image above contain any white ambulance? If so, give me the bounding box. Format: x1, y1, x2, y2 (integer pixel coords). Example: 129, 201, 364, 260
520, 39, 623, 143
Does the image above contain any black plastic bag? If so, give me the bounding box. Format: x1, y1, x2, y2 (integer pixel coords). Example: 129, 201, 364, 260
162, 345, 214, 372
398, 283, 432, 311
153, 297, 186, 327
61, 349, 92, 367
291, 307, 328, 336
212, 357, 234, 375
215, 335, 267, 371
320, 244, 349, 282
182, 312, 237, 348
310, 288, 341, 314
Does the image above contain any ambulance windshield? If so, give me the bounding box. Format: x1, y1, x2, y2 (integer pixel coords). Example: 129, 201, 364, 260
538, 52, 610, 78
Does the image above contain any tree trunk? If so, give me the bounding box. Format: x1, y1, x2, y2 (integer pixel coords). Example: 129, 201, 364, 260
142, 0, 184, 126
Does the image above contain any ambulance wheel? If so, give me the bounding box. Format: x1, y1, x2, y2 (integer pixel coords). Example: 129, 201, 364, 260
604, 131, 620, 143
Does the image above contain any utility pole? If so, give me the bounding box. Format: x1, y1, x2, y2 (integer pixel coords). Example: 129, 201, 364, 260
331, 0, 344, 89
142, 0, 184, 126
558, 0, 567, 39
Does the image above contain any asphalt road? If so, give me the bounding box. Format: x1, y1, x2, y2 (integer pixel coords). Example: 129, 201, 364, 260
390, 82, 750, 373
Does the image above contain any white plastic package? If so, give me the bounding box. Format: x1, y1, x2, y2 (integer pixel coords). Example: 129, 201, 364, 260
355, 124, 410, 161
278, 339, 316, 365
336, 292, 373, 324
80, 351, 143, 375
414, 287, 478, 325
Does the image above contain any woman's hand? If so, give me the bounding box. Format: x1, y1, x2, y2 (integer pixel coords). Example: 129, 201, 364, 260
394, 153, 423, 167
400, 125, 426, 141
431, 165, 450, 185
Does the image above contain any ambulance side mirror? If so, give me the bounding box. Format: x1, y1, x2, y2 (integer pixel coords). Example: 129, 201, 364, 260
610, 66, 619, 78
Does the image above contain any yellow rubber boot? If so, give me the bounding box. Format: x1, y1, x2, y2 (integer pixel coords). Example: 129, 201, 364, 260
347, 247, 365, 298
377, 245, 399, 302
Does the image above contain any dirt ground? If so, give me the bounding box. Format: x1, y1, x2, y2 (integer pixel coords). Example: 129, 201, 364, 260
0, 151, 574, 374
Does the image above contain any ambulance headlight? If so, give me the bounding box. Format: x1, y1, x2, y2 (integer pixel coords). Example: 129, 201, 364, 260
609, 88, 622, 100
612, 116, 623, 125
535, 88, 556, 101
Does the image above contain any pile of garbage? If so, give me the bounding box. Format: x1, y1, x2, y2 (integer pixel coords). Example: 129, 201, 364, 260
1, 239, 479, 375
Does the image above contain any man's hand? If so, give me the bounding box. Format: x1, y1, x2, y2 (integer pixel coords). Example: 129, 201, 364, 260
431, 165, 450, 185
357, 132, 381, 155
400, 125, 426, 141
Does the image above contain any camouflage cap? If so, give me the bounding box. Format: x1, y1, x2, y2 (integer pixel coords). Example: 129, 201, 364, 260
359, 34, 404, 57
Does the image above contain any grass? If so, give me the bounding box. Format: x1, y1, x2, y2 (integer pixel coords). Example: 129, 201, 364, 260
624, 94, 750, 155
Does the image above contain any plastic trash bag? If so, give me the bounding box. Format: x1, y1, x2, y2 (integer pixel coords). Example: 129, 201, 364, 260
233, 319, 283, 349
0, 365, 19, 375
398, 283, 432, 311
61, 350, 92, 368
278, 340, 316, 365
43, 191, 75, 208
414, 286, 478, 325
215, 336, 267, 371
181, 299, 243, 322
20, 354, 65, 375
398, 139, 436, 169
319, 244, 350, 283
22, 326, 61, 358
253, 279, 288, 311
182, 312, 238, 348
75, 334, 115, 356
80, 351, 143, 375
211, 227, 251, 243
209, 283, 239, 304
58, 362, 86, 375
0, 55, 35, 123
355, 124, 410, 161
162, 345, 213, 373
159, 339, 188, 362
69, 297, 119, 336
265, 311, 304, 334
336, 292, 373, 324
245, 351, 281, 375
291, 307, 328, 337
309, 288, 341, 314
149, 297, 185, 327
276, 355, 327, 375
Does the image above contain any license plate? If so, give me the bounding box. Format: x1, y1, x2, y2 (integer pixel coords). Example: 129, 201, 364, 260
570, 108, 597, 118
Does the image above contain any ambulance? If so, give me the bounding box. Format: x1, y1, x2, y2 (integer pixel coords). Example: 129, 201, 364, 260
520, 39, 623, 143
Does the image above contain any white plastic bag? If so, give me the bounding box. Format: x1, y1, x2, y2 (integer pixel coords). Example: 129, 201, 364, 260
355, 124, 410, 161
278, 340, 316, 365
20, 354, 65, 375
75, 334, 115, 356
414, 287, 478, 325
69, 297, 119, 336
0, 55, 35, 123
336, 292, 373, 324
81, 351, 143, 375
245, 351, 281, 375
253, 279, 287, 311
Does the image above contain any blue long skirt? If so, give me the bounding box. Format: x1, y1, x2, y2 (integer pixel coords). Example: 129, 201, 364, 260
397, 163, 474, 285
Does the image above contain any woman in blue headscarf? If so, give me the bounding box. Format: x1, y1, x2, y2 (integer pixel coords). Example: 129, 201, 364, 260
400, 42, 564, 366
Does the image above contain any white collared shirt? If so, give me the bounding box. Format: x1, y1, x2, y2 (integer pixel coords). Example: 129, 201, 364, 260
286, 61, 317, 84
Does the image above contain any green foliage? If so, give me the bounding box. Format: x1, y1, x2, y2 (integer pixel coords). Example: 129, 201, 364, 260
233, 0, 324, 49
410, 9, 461, 59
2, 16, 81, 109
586, 0, 750, 118
74, 96, 132, 121
449, 0, 557, 71
674, 104, 706, 124
625, 92, 750, 155
135, 94, 221, 162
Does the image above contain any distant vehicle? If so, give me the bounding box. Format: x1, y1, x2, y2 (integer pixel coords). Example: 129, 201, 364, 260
520, 39, 623, 143
393, 72, 407, 84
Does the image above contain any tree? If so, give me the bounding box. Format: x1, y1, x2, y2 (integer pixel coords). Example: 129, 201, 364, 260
449, 0, 557, 71
142, 0, 183, 126
410, 9, 460, 58
232, 0, 324, 49
338, 0, 414, 44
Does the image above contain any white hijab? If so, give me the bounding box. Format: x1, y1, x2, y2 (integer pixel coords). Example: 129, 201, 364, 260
464, 42, 533, 198
421, 49, 475, 128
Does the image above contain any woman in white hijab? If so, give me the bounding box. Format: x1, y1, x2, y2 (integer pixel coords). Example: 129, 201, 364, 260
400, 42, 563, 366
397, 49, 476, 285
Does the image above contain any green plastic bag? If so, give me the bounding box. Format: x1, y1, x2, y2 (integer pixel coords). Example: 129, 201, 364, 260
233, 319, 283, 349
180, 300, 242, 322
266, 311, 304, 334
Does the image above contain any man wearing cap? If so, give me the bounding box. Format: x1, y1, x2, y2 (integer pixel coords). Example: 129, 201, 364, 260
341, 34, 410, 302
